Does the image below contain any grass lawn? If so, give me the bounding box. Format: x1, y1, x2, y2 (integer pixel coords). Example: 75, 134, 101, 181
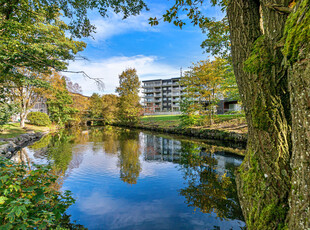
141, 115, 182, 128
140, 114, 247, 133
0, 123, 56, 139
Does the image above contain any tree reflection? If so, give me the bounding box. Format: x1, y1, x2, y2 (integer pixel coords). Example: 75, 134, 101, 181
47, 131, 76, 172
101, 126, 119, 155
179, 142, 244, 221
118, 130, 141, 184
11, 148, 32, 168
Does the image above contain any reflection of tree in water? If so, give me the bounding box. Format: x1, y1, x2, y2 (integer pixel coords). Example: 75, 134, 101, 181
118, 130, 141, 184
101, 126, 119, 155
179, 142, 244, 222
47, 131, 76, 172
11, 148, 32, 168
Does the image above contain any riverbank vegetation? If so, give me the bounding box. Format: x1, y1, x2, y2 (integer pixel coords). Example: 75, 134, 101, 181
141, 114, 247, 134
0, 157, 82, 229
180, 58, 239, 126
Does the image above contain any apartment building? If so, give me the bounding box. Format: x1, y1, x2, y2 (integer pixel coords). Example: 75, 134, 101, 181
142, 78, 185, 113
142, 77, 242, 114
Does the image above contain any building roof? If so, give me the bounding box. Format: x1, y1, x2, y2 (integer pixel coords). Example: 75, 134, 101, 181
142, 77, 181, 83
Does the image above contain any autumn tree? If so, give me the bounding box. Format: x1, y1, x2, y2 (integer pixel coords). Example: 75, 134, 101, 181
152, 0, 310, 228
69, 92, 90, 125
101, 94, 119, 124
88, 94, 119, 124
89, 93, 103, 119
5, 68, 50, 127
115, 68, 141, 125
45, 74, 77, 127
181, 57, 235, 125
0, 87, 18, 130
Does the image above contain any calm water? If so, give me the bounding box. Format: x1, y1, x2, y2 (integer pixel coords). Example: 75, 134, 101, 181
13, 126, 245, 229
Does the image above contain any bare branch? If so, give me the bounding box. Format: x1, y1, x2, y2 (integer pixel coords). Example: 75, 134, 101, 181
62, 70, 105, 91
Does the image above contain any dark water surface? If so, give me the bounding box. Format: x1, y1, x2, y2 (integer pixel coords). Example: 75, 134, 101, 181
14, 126, 246, 229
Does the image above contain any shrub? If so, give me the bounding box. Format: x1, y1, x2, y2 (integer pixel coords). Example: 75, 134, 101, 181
27, 112, 51, 126
0, 158, 77, 229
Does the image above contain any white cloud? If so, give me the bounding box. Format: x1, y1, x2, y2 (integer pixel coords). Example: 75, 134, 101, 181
65, 55, 181, 96
87, 10, 161, 42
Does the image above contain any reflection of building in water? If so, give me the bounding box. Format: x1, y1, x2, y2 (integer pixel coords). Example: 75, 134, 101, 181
213, 153, 243, 176
142, 133, 243, 175
142, 134, 182, 162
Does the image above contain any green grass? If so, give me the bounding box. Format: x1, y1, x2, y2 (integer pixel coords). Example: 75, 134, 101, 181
0, 123, 26, 138
141, 115, 182, 128
140, 114, 246, 129
0, 123, 55, 139
141, 115, 182, 122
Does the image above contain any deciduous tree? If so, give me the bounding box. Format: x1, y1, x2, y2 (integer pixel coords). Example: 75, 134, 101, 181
181, 57, 236, 125
115, 68, 141, 125
0, 0, 147, 79
5, 68, 49, 127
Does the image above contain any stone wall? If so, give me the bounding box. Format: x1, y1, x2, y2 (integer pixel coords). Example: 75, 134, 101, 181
0, 132, 47, 158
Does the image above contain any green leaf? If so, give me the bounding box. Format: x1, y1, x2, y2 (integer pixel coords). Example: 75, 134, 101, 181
0, 196, 8, 205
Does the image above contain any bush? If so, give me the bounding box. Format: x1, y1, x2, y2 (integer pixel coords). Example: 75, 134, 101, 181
27, 112, 51, 126
0, 158, 77, 229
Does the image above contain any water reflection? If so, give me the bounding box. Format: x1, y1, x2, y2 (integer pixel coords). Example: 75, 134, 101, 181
118, 130, 141, 184
14, 126, 245, 229
178, 142, 244, 221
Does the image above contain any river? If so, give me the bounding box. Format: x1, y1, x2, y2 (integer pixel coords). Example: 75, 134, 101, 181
12, 126, 246, 229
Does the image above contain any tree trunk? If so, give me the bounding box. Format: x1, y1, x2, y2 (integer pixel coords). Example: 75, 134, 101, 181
20, 113, 26, 128
285, 1, 310, 228
227, 0, 293, 228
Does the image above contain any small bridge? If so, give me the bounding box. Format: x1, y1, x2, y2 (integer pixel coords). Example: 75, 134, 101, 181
81, 118, 106, 126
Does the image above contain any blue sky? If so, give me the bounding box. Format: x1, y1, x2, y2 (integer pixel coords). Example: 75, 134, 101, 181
65, 1, 224, 96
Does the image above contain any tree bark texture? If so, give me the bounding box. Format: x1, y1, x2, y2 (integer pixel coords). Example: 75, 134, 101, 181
226, 0, 309, 228
285, 1, 310, 228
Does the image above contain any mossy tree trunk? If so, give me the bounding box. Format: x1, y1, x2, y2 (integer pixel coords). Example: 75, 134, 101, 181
284, 1, 310, 228
227, 0, 309, 228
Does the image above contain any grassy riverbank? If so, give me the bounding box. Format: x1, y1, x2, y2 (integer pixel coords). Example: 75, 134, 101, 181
115, 114, 248, 145
140, 114, 247, 134
0, 123, 57, 139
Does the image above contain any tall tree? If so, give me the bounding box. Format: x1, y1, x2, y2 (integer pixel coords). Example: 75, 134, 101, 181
101, 94, 119, 124
0, 0, 147, 86
5, 69, 50, 127
46, 75, 77, 127
115, 68, 141, 125
88, 93, 103, 119
152, 0, 310, 228
0, 87, 18, 130
181, 58, 236, 124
